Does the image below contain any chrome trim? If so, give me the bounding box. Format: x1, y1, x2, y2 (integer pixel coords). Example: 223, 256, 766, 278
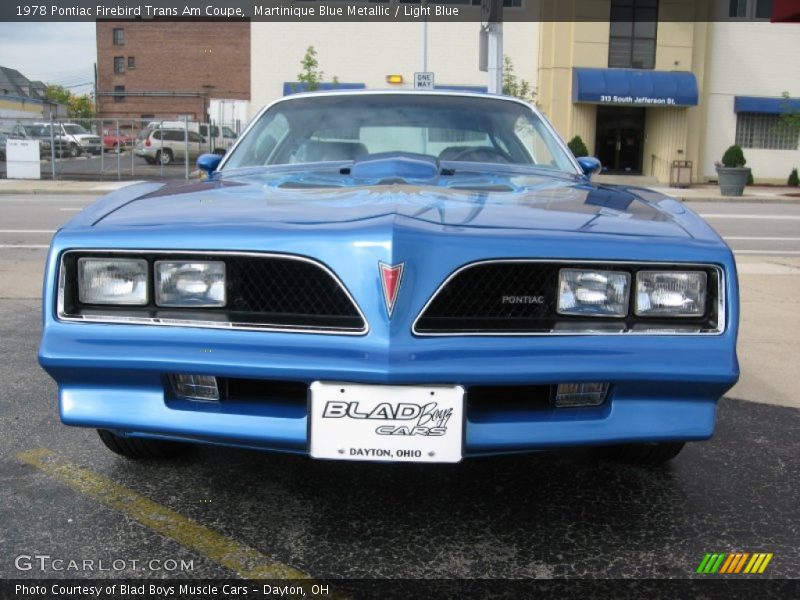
217, 90, 584, 176
411, 259, 726, 337
57, 249, 369, 336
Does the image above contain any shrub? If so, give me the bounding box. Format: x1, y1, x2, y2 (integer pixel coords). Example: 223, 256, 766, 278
567, 135, 589, 157
747, 171, 754, 185
721, 145, 747, 168
789, 168, 799, 187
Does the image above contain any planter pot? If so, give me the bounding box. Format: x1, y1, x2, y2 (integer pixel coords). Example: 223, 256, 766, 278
716, 166, 751, 197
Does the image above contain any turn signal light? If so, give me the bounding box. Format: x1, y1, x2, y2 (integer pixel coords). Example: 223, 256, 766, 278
554, 383, 609, 407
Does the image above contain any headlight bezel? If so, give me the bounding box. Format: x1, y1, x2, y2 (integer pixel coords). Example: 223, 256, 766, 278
76, 257, 149, 306
557, 268, 632, 318
635, 270, 708, 318
154, 260, 227, 308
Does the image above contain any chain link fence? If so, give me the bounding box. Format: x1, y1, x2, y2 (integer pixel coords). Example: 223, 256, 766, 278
0, 116, 241, 181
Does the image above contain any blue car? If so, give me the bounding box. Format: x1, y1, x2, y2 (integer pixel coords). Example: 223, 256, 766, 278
39, 91, 739, 465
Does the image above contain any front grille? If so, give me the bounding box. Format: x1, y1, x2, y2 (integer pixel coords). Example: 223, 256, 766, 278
415, 262, 560, 333
414, 260, 722, 335
59, 251, 366, 334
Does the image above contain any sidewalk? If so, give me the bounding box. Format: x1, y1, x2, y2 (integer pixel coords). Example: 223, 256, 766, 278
0, 177, 798, 202
0, 179, 146, 195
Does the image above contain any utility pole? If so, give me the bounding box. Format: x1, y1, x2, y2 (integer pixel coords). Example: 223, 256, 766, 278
421, 0, 428, 73
481, 0, 504, 94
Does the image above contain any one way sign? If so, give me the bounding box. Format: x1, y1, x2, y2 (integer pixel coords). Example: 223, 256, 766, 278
414, 72, 435, 90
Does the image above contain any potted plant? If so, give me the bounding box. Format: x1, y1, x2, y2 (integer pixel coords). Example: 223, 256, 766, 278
715, 145, 751, 196
567, 135, 589, 158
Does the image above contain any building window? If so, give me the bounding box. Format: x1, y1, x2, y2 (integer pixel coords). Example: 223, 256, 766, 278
127, 57, 135, 69
755, 0, 772, 18
113, 85, 125, 103
608, 0, 659, 70
728, 0, 772, 19
735, 113, 799, 150
114, 57, 125, 74
113, 28, 124, 45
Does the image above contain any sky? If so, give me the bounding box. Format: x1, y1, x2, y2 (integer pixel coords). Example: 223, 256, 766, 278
0, 23, 96, 95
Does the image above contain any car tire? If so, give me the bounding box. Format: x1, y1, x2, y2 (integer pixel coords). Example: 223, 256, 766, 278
68, 143, 80, 158
157, 149, 173, 165
598, 441, 685, 465
97, 429, 188, 460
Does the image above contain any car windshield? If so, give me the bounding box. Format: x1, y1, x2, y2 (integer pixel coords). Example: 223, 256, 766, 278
222, 94, 578, 174
22, 125, 47, 136
63, 124, 89, 135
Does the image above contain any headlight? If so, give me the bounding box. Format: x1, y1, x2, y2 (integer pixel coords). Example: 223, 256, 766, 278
557, 269, 630, 317
635, 271, 707, 317
78, 258, 148, 305
155, 261, 226, 307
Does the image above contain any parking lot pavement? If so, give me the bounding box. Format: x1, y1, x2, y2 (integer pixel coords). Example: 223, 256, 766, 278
1, 297, 798, 581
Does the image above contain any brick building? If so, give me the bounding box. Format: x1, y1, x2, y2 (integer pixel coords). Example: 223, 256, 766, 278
96, 20, 250, 121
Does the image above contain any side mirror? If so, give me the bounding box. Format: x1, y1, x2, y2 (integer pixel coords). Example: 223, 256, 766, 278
197, 153, 222, 177
576, 156, 602, 179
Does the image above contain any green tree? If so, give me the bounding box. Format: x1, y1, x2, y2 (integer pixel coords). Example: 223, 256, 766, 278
502, 56, 536, 103
297, 46, 323, 91
780, 92, 800, 130
45, 84, 95, 119
295, 46, 339, 92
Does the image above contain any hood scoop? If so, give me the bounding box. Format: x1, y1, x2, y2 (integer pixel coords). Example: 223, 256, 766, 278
347, 152, 440, 183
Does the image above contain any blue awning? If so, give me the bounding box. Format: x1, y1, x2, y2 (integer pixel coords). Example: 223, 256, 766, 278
735, 96, 800, 114
572, 68, 698, 107
283, 82, 365, 96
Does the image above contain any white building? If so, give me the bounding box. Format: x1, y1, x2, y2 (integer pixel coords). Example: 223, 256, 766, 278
249, 21, 539, 114
702, 16, 800, 183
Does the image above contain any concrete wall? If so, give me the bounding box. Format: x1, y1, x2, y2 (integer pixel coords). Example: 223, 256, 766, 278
249, 21, 539, 117
702, 21, 800, 183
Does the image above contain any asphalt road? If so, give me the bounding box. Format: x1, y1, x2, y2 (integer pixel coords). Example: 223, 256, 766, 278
0, 195, 798, 585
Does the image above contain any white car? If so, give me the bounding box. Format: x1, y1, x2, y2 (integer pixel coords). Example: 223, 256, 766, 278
134, 128, 207, 165
37, 122, 102, 157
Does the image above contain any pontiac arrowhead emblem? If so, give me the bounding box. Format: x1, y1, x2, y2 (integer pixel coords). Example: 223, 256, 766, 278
379, 262, 405, 317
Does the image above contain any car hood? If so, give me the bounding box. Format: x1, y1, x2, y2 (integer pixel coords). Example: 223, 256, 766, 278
85, 173, 703, 240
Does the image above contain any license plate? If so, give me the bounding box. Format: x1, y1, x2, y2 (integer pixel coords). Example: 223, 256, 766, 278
309, 382, 464, 463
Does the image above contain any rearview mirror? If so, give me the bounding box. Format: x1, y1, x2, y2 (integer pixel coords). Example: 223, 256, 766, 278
197, 153, 222, 177
576, 156, 602, 179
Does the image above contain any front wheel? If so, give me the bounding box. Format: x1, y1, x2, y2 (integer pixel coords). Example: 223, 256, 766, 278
598, 442, 685, 465
97, 429, 189, 460
68, 143, 81, 158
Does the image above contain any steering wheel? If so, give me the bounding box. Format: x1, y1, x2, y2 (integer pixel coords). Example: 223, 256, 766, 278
451, 146, 512, 164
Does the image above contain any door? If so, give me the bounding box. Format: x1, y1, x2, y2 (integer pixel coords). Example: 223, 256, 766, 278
595, 107, 646, 174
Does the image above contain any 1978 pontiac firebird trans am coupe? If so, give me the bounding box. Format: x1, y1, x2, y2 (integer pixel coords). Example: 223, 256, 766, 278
39, 91, 739, 465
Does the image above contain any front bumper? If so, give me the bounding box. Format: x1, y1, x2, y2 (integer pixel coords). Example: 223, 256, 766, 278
40, 321, 738, 456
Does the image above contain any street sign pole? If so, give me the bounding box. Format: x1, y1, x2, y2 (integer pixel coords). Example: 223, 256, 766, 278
481, 0, 504, 94
487, 23, 503, 94
422, 1, 428, 73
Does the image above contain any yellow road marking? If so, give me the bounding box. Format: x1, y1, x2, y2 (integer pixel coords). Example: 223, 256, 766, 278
16, 448, 310, 580
758, 553, 773, 574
